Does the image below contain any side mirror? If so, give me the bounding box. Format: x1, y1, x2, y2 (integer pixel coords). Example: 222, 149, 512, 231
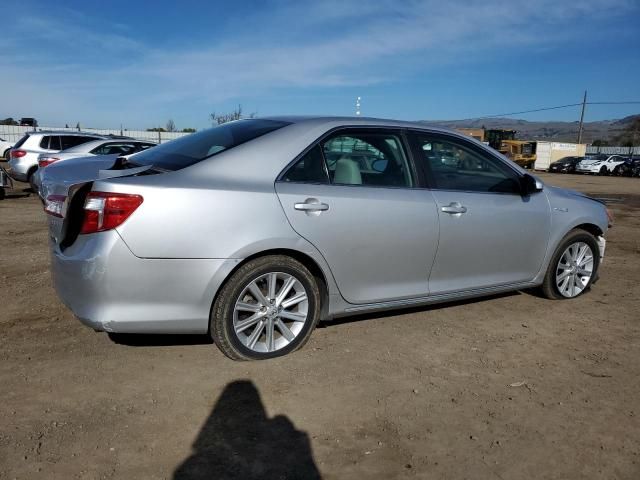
520, 173, 543, 195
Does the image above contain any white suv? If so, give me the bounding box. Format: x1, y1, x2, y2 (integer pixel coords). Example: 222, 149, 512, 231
6, 131, 105, 184
576, 155, 626, 175
0, 137, 15, 159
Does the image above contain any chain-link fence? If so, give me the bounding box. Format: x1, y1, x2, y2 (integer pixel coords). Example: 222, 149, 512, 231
586, 145, 640, 155
0, 124, 191, 144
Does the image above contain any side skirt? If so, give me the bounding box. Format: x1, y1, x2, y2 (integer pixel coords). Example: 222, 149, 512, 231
330, 281, 539, 318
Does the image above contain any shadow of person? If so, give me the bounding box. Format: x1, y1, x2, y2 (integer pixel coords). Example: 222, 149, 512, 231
174, 380, 321, 480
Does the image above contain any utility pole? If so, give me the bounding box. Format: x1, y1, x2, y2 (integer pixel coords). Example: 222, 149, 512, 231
577, 90, 587, 144
356, 96, 361, 116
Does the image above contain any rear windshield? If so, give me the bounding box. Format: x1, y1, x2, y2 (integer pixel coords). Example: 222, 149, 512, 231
128, 119, 290, 171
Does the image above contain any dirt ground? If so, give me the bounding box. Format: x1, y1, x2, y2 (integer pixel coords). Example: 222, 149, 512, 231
1, 168, 639, 479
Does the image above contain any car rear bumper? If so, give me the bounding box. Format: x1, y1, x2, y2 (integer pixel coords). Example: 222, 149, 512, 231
51, 231, 239, 334
7, 155, 37, 182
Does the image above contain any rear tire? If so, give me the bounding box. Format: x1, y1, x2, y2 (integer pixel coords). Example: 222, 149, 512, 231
28, 170, 38, 195
210, 255, 321, 360
541, 229, 600, 300
2, 148, 10, 159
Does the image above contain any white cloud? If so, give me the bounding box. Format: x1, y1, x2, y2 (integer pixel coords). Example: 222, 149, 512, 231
0, 0, 635, 126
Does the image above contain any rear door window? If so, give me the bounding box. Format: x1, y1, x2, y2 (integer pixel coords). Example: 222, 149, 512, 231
281, 145, 329, 183
322, 130, 413, 187
40, 136, 62, 150
91, 143, 137, 155
61, 136, 97, 150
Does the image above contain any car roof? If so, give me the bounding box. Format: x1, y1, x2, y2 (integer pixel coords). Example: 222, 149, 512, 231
173, 116, 514, 188
26, 130, 107, 137
261, 115, 456, 133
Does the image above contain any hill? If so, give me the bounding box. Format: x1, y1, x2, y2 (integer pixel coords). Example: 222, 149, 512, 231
423, 114, 640, 144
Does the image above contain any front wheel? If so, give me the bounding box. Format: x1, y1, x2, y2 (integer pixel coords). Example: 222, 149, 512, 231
210, 255, 321, 360
599, 166, 608, 176
541, 230, 600, 300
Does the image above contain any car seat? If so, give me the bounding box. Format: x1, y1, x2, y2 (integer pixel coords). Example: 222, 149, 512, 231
334, 157, 362, 185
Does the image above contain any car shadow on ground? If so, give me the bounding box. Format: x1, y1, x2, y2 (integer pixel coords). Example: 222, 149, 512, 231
173, 380, 321, 480
0, 188, 31, 199
108, 291, 525, 347
107, 332, 213, 347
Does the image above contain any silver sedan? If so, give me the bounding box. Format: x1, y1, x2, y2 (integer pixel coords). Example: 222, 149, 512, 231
42, 117, 610, 360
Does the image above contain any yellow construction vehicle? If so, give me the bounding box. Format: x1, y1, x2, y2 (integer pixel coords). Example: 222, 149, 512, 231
499, 140, 537, 169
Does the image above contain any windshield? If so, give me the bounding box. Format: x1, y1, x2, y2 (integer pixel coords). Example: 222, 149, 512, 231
128, 119, 290, 171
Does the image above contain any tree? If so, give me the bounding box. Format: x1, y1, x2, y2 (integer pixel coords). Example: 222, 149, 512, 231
0, 117, 19, 125
591, 139, 608, 147
210, 105, 256, 125
182, 128, 197, 133
146, 127, 166, 132
166, 119, 176, 132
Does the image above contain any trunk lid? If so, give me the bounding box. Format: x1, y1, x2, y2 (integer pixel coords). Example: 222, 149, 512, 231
42, 155, 153, 247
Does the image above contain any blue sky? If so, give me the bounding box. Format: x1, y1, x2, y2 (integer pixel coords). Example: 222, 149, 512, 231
1, 0, 639, 130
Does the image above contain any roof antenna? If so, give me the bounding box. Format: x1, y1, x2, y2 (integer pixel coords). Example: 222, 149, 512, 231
356, 96, 361, 116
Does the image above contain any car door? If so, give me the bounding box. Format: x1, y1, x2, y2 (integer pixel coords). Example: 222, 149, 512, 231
407, 131, 551, 294
275, 128, 440, 305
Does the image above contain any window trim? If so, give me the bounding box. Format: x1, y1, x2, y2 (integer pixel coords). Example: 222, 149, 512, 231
276, 126, 420, 189
406, 129, 526, 196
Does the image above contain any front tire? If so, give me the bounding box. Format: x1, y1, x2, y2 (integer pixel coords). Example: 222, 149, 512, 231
210, 255, 321, 360
541, 230, 600, 300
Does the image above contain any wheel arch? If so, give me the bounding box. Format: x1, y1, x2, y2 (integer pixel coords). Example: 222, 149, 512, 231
573, 222, 604, 238
27, 165, 38, 180
209, 248, 332, 326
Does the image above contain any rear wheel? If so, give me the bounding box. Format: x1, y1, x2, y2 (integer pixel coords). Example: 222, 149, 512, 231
210, 255, 321, 360
541, 230, 600, 300
2, 148, 10, 159
28, 169, 38, 194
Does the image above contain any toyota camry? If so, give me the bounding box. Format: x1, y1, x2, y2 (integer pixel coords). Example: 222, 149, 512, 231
42, 117, 611, 360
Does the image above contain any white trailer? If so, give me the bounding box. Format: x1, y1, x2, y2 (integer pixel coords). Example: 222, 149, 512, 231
534, 142, 587, 171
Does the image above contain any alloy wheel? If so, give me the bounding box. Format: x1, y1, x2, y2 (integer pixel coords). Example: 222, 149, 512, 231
233, 272, 309, 353
555, 242, 594, 298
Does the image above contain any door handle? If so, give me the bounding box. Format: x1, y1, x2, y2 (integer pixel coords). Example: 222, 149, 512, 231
294, 198, 329, 213
441, 202, 467, 214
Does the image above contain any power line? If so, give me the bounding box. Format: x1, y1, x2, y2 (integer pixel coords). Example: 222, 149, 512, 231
465, 100, 640, 121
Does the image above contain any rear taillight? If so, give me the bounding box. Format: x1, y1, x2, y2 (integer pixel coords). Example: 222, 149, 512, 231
39, 157, 60, 168
80, 192, 143, 234
44, 195, 67, 218
10, 149, 26, 158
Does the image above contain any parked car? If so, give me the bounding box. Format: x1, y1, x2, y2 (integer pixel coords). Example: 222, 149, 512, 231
0, 137, 15, 159
548, 156, 584, 174
32, 139, 156, 196
42, 117, 610, 360
5, 131, 106, 186
19, 117, 38, 127
0, 164, 13, 200
613, 156, 640, 177
575, 154, 626, 175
